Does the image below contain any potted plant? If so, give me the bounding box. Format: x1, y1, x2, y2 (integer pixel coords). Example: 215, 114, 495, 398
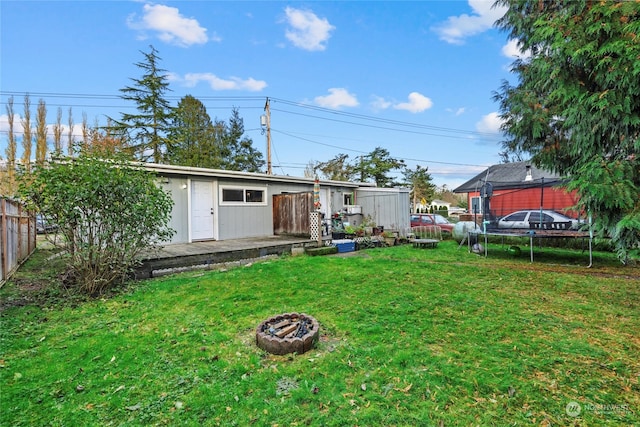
381, 231, 396, 246
344, 225, 356, 238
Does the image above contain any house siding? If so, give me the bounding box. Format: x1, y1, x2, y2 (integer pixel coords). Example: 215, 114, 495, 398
356, 188, 411, 232
469, 186, 579, 219
147, 163, 409, 244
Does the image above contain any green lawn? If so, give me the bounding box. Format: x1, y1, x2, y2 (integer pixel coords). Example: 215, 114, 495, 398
1, 242, 638, 426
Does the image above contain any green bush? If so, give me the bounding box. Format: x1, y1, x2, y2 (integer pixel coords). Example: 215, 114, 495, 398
19, 156, 174, 296
305, 246, 338, 256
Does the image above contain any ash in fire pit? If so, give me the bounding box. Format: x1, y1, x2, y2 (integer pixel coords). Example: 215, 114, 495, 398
256, 313, 319, 355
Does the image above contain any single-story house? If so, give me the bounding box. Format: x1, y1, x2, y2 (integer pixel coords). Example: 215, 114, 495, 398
144, 163, 410, 244
453, 161, 579, 220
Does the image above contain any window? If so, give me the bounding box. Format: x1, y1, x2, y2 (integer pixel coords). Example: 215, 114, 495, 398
343, 192, 354, 205
221, 186, 267, 205
245, 189, 264, 203
421, 216, 434, 225
222, 188, 244, 202
471, 197, 482, 214
434, 215, 449, 225
504, 212, 527, 222
529, 212, 553, 223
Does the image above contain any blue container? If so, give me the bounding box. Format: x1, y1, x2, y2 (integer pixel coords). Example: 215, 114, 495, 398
333, 240, 355, 253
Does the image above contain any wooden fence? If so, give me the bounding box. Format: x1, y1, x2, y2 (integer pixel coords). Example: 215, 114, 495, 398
1, 198, 36, 286
272, 192, 313, 236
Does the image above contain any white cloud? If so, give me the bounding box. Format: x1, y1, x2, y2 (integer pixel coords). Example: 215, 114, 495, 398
432, 0, 507, 45
0, 113, 22, 135
501, 38, 532, 59
476, 112, 503, 133
369, 95, 392, 111
393, 92, 433, 113
446, 107, 466, 116
284, 7, 335, 51
314, 88, 359, 109
180, 73, 267, 91
127, 4, 213, 47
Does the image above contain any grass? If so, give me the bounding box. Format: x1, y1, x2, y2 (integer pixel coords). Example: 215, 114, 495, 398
1, 241, 639, 426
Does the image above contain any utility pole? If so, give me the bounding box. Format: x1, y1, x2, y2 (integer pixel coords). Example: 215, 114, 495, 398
263, 97, 272, 175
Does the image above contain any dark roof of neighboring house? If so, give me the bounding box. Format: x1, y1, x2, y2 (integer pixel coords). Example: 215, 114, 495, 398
453, 161, 565, 193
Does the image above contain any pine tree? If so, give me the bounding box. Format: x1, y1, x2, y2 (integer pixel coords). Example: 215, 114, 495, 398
112, 45, 173, 163
222, 108, 265, 172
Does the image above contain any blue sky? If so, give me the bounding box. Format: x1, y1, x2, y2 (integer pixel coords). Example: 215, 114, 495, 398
0, 0, 524, 189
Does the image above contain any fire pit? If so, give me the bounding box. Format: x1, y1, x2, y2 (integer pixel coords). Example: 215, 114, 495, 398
256, 313, 319, 355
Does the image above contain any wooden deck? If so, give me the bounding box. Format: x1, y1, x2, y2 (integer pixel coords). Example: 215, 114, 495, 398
135, 235, 316, 278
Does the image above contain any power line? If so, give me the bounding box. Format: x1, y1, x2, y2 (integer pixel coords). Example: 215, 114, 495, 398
273, 128, 488, 168
2, 91, 501, 141
1, 91, 501, 171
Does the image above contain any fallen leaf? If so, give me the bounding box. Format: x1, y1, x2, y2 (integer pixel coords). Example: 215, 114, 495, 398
175, 401, 183, 409
361, 384, 367, 391
125, 403, 140, 411
395, 384, 412, 393
109, 356, 116, 363
113, 385, 125, 394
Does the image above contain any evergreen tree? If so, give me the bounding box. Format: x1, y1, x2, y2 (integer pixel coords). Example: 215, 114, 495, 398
354, 147, 405, 187
222, 108, 265, 172
112, 45, 173, 163
494, 0, 640, 262
402, 165, 436, 211
166, 95, 220, 168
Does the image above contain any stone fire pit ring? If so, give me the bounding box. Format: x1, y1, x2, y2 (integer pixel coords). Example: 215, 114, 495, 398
256, 312, 320, 355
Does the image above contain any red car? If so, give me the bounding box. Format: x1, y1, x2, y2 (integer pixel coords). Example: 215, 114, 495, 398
410, 214, 455, 234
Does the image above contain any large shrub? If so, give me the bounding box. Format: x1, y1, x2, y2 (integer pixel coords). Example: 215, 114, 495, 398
20, 156, 174, 295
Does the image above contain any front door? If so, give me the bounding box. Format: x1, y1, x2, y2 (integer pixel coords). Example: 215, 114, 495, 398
191, 180, 215, 240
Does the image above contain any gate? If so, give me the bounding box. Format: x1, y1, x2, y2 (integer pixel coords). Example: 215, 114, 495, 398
273, 192, 312, 236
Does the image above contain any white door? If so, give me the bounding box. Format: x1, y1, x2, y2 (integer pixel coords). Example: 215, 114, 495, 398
191, 180, 215, 240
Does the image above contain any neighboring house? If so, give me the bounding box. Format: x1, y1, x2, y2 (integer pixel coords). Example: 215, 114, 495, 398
144, 163, 410, 244
453, 161, 579, 220
430, 199, 451, 210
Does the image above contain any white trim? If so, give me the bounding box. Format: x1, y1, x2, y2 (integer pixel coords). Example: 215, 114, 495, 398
187, 178, 192, 242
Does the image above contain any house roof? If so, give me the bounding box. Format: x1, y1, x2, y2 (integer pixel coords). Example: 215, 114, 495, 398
142, 162, 376, 188
453, 161, 565, 193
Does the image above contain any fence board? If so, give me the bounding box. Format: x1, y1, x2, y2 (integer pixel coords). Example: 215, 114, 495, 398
1, 198, 36, 286
273, 192, 312, 236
